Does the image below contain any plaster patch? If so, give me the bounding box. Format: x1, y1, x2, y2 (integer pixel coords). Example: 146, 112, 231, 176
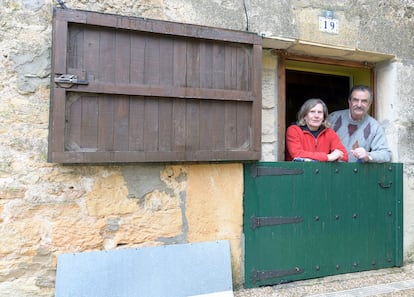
122, 165, 170, 199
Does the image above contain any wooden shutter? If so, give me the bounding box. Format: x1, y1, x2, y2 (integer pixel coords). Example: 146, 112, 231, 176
48, 8, 262, 163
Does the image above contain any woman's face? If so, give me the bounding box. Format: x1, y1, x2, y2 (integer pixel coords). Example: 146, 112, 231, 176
304, 103, 324, 131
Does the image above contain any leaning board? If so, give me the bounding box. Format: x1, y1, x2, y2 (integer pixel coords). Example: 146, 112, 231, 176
55, 240, 233, 297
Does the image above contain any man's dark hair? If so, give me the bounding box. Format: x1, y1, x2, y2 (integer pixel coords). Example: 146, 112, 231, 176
348, 85, 373, 102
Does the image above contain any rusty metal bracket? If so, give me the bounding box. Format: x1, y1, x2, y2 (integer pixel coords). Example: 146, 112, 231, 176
251, 267, 304, 283
378, 181, 392, 189
251, 215, 303, 230
250, 164, 303, 178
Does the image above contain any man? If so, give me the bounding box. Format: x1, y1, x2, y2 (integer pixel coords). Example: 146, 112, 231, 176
328, 85, 392, 163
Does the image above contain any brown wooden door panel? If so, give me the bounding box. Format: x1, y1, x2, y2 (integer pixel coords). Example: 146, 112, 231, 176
49, 8, 262, 163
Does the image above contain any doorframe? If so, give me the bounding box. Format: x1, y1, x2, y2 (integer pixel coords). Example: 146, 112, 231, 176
275, 51, 375, 161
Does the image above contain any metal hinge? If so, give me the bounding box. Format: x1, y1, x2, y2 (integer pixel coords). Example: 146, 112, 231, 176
251, 267, 304, 283
251, 215, 303, 230
250, 164, 303, 178
54, 74, 89, 88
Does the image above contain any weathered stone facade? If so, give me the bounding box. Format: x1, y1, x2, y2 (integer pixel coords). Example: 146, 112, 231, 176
0, 0, 413, 296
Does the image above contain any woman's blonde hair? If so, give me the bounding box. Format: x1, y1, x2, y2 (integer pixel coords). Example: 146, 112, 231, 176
296, 98, 330, 128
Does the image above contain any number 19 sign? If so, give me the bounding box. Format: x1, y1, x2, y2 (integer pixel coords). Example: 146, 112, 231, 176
319, 16, 338, 34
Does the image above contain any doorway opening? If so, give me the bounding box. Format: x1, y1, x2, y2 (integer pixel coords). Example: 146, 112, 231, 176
278, 58, 373, 160
286, 70, 349, 127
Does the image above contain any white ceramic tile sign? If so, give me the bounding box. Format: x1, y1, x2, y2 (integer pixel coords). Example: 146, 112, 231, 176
319, 16, 339, 34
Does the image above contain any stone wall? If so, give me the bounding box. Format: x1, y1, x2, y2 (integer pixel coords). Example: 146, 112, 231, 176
0, 0, 413, 296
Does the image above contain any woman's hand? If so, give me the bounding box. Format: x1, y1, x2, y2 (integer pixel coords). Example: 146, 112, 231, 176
327, 149, 344, 162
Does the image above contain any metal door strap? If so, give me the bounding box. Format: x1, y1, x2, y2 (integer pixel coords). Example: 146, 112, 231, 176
251, 267, 304, 283
251, 216, 303, 230
250, 164, 304, 178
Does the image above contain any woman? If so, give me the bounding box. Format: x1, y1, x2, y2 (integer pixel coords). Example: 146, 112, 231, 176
285, 98, 348, 162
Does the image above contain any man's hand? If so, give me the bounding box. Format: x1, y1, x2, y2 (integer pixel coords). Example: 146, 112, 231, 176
351, 147, 369, 161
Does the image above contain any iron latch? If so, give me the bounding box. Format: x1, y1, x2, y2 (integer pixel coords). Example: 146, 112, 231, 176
251, 267, 304, 283
54, 74, 89, 87
251, 215, 303, 230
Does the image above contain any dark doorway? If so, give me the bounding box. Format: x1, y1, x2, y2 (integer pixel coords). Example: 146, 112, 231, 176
286, 70, 350, 127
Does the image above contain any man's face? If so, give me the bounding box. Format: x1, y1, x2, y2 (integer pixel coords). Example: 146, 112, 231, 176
348, 90, 371, 121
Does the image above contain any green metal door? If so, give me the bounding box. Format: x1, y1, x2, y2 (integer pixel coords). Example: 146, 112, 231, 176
243, 162, 403, 288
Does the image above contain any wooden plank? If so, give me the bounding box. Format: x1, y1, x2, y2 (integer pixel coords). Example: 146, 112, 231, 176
186, 41, 200, 88
185, 99, 200, 152
224, 101, 237, 150
199, 41, 213, 89
212, 100, 225, 150
278, 50, 374, 69
128, 97, 145, 151
144, 35, 160, 85
51, 152, 85, 163
66, 93, 82, 151
52, 19, 68, 74
172, 99, 186, 152
67, 24, 84, 70
236, 102, 251, 150
113, 96, 130, 151
55, 150, 258, 163
199, 100, 214, 150
115, 30, 131, 84
143, 98, 159, 152
130, 33, 146, 84
86, 10, 118, 27
213, 44, 225, 90
80, 96, 98, 149
54, 7, 87, 24
277, 55, 286, 161
97, 96, 114, 151
99, 29, 116, 83
236, 45, 249, 91
68, 84, 253, 101
158, 99, 172, 152
225, 46, 238, 90
173, 39, 187, 88
83, 27, 100, 83
49, 88, 67, 157
159, 38, 174, 86
55, 8, 262, 45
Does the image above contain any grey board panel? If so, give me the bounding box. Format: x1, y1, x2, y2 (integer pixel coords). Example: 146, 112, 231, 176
55, 240, 233, 297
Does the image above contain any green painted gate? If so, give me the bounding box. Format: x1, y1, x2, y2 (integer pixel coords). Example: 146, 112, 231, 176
243, 162, 403, 288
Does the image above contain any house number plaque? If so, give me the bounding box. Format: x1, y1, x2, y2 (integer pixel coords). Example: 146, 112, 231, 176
319, 16, 339, 34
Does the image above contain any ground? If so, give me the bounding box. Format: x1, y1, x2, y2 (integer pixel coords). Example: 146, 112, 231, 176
234, 261, 414, 296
